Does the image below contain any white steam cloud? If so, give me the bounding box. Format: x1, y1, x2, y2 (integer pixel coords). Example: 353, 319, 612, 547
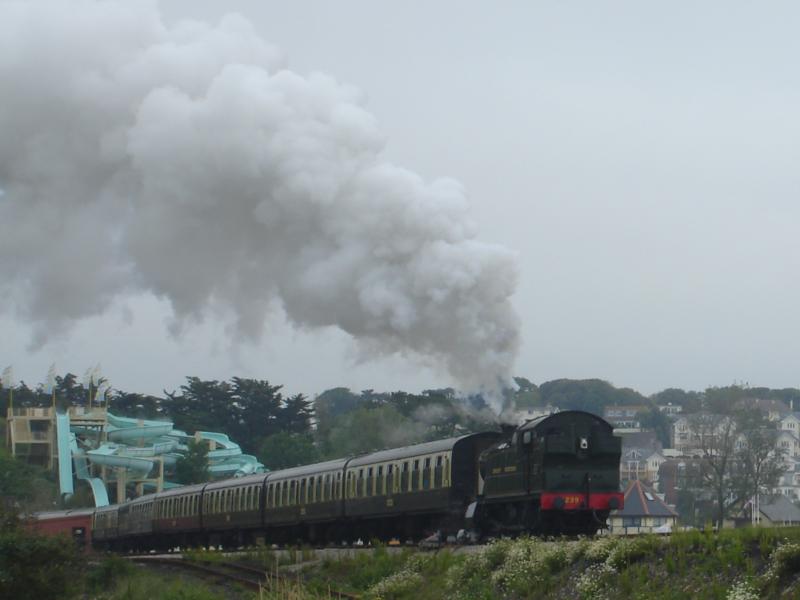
0, 1, 520, 394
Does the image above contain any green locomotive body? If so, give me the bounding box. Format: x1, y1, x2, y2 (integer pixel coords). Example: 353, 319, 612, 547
479, 410, 623, 535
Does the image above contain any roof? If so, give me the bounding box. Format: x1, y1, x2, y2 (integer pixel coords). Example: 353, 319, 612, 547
615, 480, 678, 518
518, 410, 613, 433
156, 482, 208, 497
266, 458, 349, 481
32, 508, 95, 519
204, 473, 267, 490
348, 436, 465, 468
620, 430, 662, 452
760, 495, 800, 523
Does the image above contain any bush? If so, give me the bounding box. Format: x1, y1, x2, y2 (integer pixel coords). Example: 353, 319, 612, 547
606, 535, 662, 570
0, 522, 83, 599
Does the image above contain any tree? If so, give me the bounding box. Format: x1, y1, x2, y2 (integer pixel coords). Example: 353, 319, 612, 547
539, 379, 646, 415
688, 412, 739, 528
704, 386, 750, 414
511, 377, 541, 409
0, 509, 83, 599
279, 394, 315, 434
230, 377, 284, 453
108, 391, 163, 419
258, 432, 319, 470
637, 406, 672, 448
650, 388, 703, 414
165, 377, 234, 435
687, 406, 786, 528
55, 373, 87, 407
323, 405, 422, 457
733, 407, 785, 513
174, 439, 210, 485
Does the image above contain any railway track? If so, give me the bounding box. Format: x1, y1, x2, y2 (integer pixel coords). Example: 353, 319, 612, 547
131, 555, 360, 599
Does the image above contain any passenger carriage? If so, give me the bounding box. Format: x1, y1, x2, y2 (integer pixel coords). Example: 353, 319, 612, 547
92, 504, 119, 550
28, 508, 95, 552
262, 459, 347, 544
117, 494, 155, 551
343, 432, 501, 540
152, 483, 205, 549
202, 474, 266, 547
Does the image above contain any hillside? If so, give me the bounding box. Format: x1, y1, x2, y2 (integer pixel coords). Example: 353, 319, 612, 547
294, 528, 800, 600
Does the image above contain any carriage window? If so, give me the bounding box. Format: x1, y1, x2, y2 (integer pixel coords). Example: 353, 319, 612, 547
300, 479, 307, 504
436, 456, 442, 467
309, 477, 315, 503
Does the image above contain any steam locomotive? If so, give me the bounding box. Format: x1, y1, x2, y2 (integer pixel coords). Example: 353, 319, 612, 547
33, 411, 623, 551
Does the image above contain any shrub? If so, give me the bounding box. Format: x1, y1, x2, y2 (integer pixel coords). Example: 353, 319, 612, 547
762, 541, 800, 583
606, 535, 662, 570
0, 522, 83, 599
575, 562, 617, 600
726, 578, 760, 600
584, 535, 620, 563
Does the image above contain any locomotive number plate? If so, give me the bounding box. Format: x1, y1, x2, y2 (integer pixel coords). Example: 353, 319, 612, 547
563, 495, 582, 507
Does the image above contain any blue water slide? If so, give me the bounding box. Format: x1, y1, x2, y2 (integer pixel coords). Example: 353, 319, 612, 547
55, 412, 109, 506
55, 412, 75, 499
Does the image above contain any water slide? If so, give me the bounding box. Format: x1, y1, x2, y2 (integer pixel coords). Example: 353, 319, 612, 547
55, 412, 109, 506
55, 411, 264, 506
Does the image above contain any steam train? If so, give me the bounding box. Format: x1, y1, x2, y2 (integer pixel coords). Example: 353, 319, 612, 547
31, 411, 623, 551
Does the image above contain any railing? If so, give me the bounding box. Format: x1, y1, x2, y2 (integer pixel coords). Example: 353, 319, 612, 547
7, 407, 54, 417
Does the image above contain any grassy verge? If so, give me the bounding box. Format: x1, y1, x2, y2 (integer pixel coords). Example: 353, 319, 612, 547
296, 528, 800, 600
84, 555, 235, 599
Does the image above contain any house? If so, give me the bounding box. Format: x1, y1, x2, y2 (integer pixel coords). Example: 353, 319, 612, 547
608, 479, 679, 535
657, 403, 683, 418
670, 413, 734, 455
745, 495, 800, 527
779, 413, 800, 434
603, 405, 649, 430
620, 448, 666, 486
671, 416, 692, 454
776, 430, 800, 462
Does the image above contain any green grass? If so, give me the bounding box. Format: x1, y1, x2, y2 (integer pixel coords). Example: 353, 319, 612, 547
85, 558, 255, 600
294, 528, 800, 600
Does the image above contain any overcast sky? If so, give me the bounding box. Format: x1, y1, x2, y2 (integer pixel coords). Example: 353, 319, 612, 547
3, 1, 799, 399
